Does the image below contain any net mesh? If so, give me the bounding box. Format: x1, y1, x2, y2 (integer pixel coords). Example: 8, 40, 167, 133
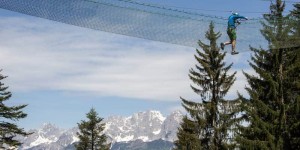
0, 0, 297, 50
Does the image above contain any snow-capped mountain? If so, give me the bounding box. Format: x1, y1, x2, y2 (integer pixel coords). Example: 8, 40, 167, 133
19, 123, 64, 149
16, 124, 77, 149
18, 110, 183, 150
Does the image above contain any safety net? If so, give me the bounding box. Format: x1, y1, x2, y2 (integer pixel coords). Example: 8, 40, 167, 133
0, 0, 297, 50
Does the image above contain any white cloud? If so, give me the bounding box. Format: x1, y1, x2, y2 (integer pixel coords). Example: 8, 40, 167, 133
0, 15, 194, 101
0, 14, 253, 101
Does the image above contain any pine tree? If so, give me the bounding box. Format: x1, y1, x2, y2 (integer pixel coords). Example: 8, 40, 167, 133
0, 69, 30, 149
236, 0, 300, 149
76, 108, 110, 150
174, 116, 201, 150
291, 3, 300, 45
285, 3, 300, 149
174, 22, 238, 150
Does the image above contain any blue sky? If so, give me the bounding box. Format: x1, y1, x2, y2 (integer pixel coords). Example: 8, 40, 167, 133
0, 0, 296, 130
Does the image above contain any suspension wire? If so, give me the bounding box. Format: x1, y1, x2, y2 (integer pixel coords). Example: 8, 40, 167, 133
116, 0, 229, 19
118, 0, 258, 21
118, 0, 297, 19
85, 0, 261, 27
89, 0, 228, 21
115, 0, 299, 23
123, 0, 279, 14
88, 0, 296, 25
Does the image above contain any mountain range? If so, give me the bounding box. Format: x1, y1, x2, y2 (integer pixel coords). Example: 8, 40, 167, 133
17, 110, 183, 150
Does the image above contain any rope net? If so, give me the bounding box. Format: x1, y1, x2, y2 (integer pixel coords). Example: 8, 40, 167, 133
0, 0, 298, 50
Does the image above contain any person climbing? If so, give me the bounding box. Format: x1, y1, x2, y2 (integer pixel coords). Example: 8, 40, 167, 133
220, 12, 248, 55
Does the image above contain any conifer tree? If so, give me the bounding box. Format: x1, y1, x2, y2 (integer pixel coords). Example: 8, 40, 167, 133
76, 108, 110, 150
174, 116, 201, 150
0, 70, 30, 149
174, 22, 238, 150
291, 3, 300, 44
236, 0, 300, 149
285, 3, 300, 149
